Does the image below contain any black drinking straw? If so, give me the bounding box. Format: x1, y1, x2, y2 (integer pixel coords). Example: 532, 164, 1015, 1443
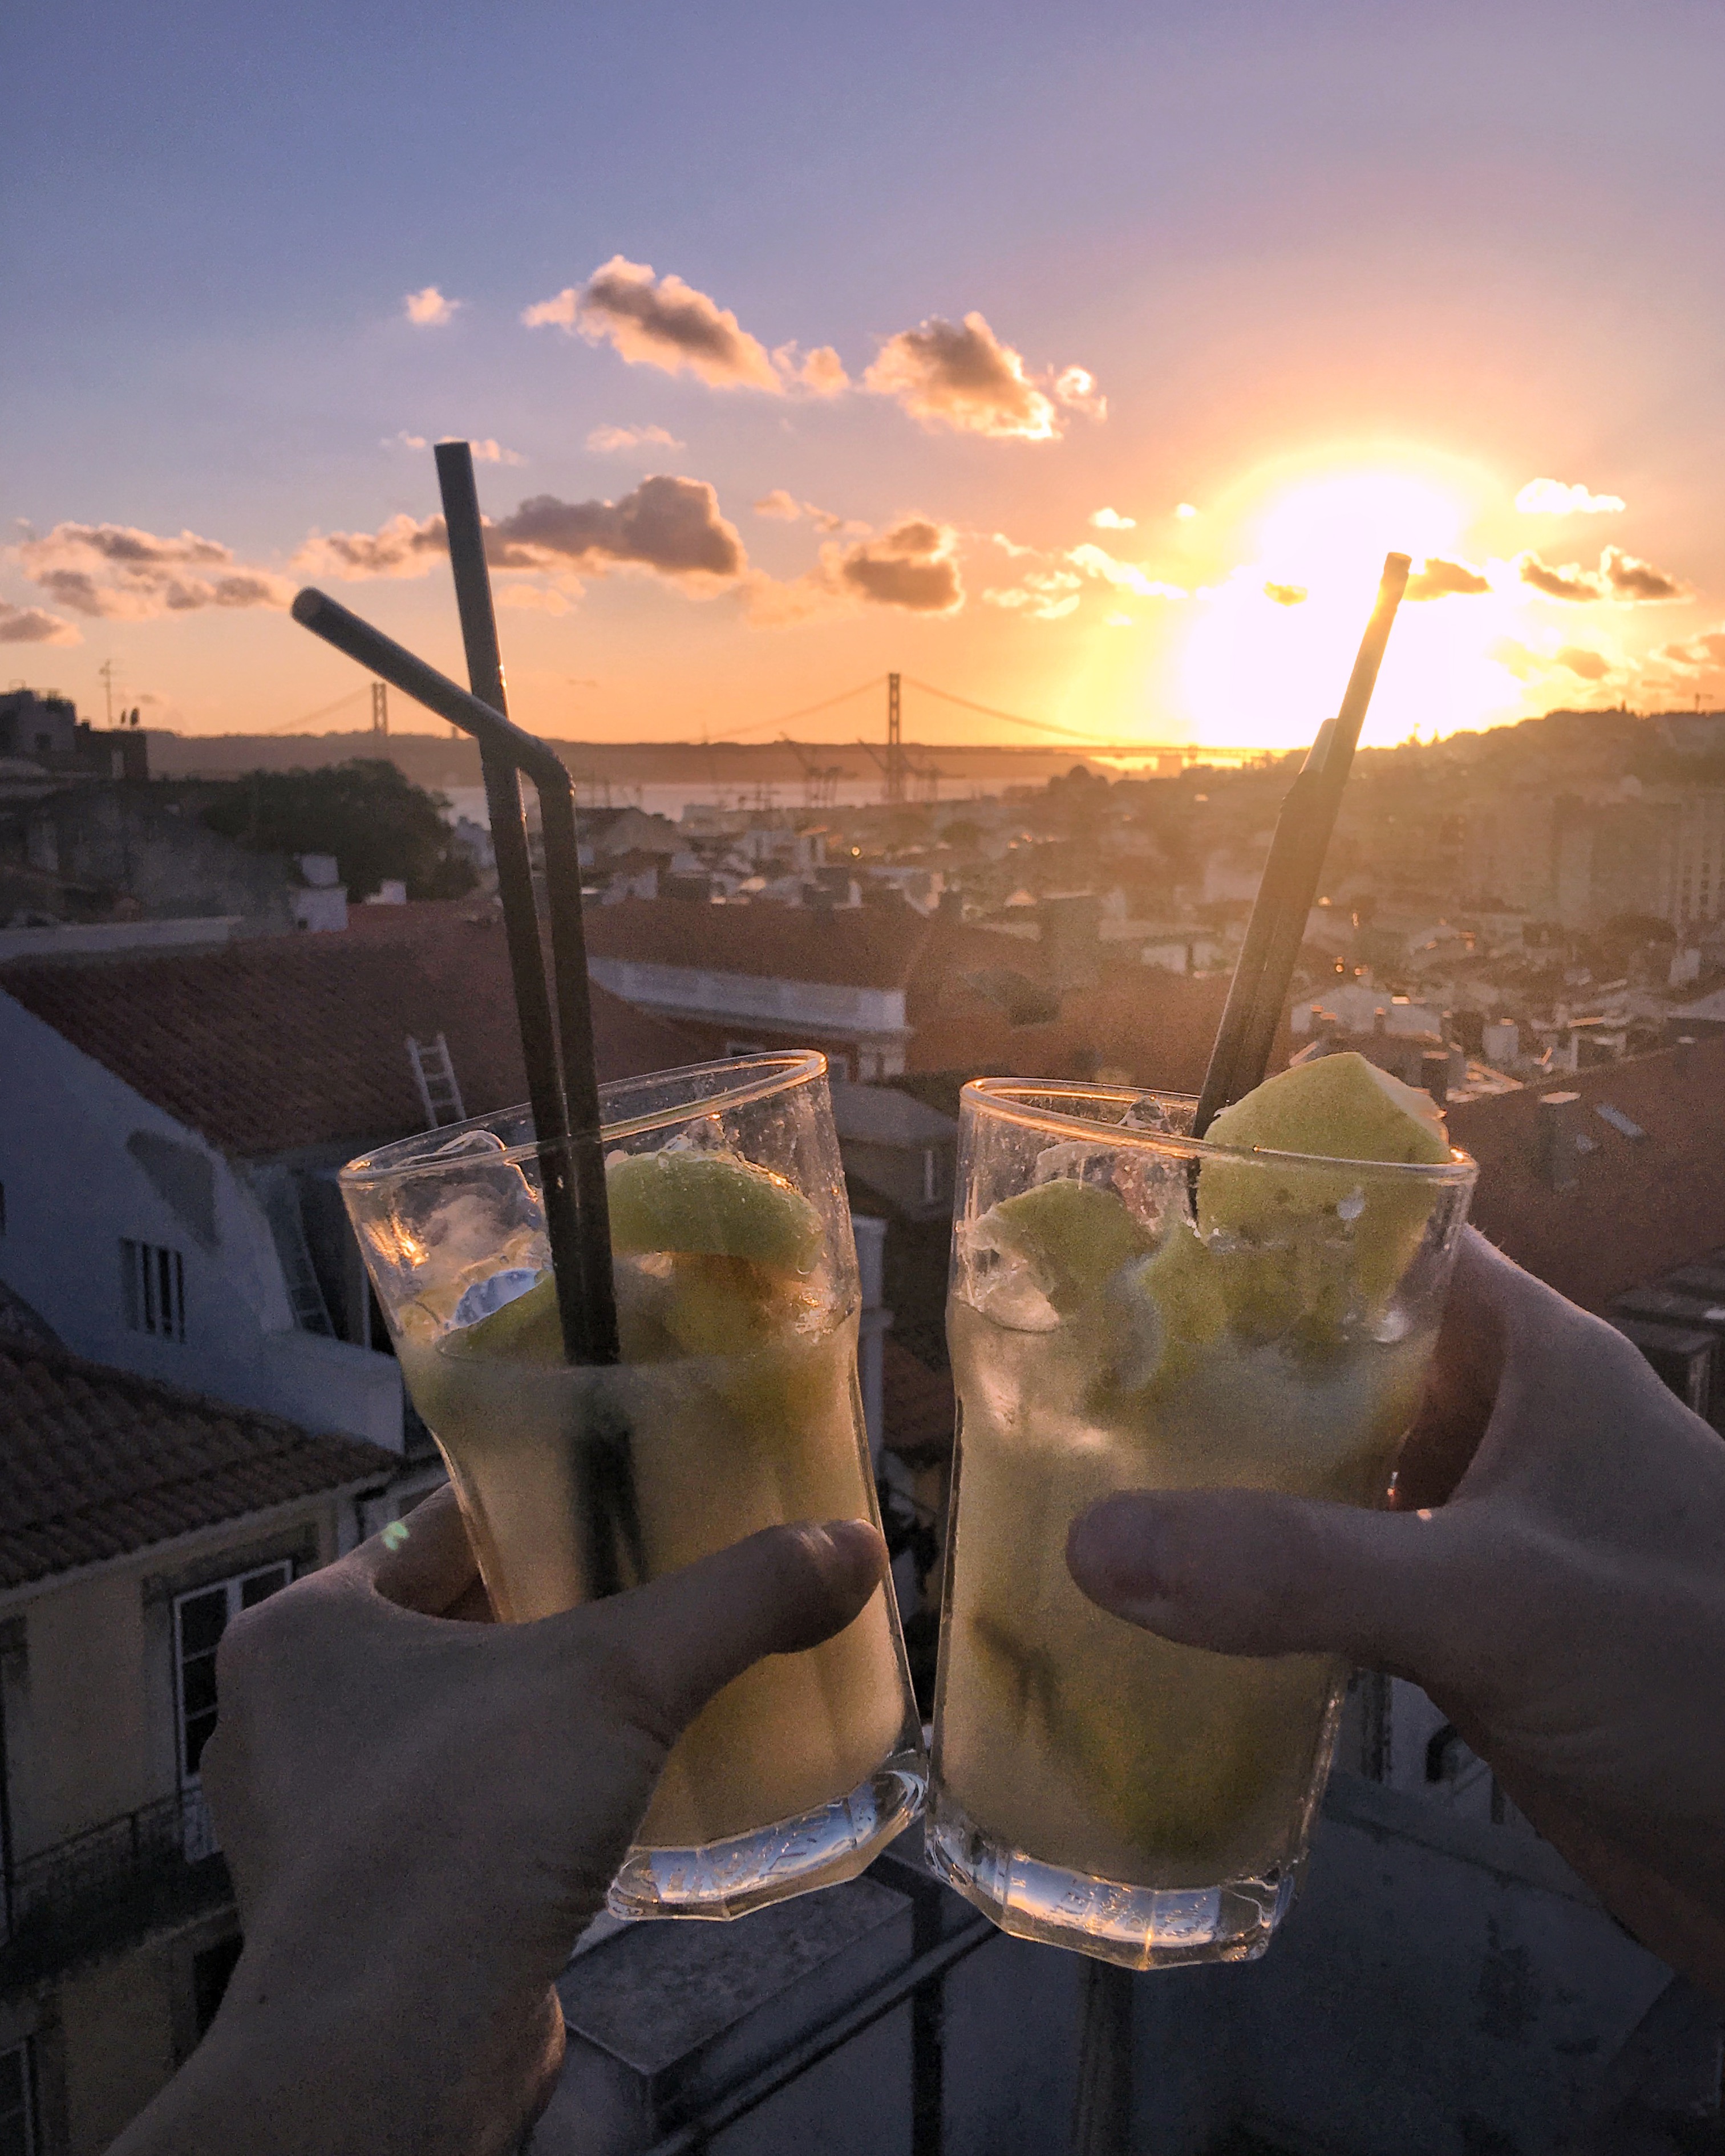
288, 582, 619, 1369
1069, 552, 1411, 2156
1191, 550, 1411, 1137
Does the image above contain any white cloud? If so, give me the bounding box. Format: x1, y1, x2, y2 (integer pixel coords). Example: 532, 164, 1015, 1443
1067, 542, 1187, 599
1053, 366, 1107, 420
586, 423, 685, 453
1515, 477, 1626, 516
1174, 503, 1198, 520
404, 286, 461, 327
387, 430, 523, 464
1089, 507, 1135, 530
984, 568, 1083, 622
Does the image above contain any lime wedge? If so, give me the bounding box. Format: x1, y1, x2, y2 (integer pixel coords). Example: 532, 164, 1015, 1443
607, 1150, 823, 1275
1198, 1052, 1451, 1300
983, 1179, 1151, 1312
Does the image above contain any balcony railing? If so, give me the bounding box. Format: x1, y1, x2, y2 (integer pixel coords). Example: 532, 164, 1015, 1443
2, 1787, 231, 1987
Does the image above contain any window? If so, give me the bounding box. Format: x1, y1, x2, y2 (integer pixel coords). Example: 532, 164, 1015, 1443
122, 1238, 186, 1342
0, 2042, 34, 2156
173, 1564, 292, 1782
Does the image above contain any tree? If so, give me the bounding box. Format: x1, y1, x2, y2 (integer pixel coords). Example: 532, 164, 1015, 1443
201, 761, 477, 901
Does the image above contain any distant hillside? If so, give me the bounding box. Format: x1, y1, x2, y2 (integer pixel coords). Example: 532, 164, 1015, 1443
142, 733, 1189, 791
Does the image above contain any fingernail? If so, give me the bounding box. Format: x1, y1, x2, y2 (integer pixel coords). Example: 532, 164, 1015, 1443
806, 1519, 885, 1602
1067, 1496, 1170, 1607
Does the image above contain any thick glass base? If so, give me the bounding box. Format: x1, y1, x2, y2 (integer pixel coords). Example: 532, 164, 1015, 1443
924, 1786, 1298, 1969
608, 1752, 926, 1921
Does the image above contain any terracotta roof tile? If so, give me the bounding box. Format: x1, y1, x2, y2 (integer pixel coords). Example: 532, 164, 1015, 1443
584, 898, 934, 991
1448, 1037, 1725, 1311
2, 906, 707, 1159
881, 1337, 954, 1465
0, 1341, 394, 1591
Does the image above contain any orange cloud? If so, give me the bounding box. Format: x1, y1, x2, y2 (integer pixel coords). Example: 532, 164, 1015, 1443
864, 312, 1066, 440
1264, 581, 1308, 607
1519, 546, 1687, 603
748, 517, 963, 626
18, 522, 294, 618
0, 599, 79, 645
983, 568, 1082, 621
1556, 645, 1611, 680
524, 258, 780, 391
298, 477, 747, 593
1406, 556, 1491, 599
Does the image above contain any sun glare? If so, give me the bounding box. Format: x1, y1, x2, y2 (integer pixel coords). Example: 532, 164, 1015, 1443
1179, 460, 1525, 751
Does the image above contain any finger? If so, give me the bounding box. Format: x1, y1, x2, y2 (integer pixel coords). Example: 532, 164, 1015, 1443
359, 1485, 489, 1618
1067, 1488, 1469, 1686
1392, 1228, 1509, 1509
580, 1519, 886, 1741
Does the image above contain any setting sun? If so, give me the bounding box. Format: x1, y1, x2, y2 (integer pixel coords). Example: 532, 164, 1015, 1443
1179, 460, 1525, 752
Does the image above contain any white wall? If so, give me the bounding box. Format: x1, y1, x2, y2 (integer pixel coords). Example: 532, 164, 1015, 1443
0, 994, 402, 1449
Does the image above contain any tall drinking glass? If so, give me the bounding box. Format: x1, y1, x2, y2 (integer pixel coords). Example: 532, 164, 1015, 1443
928, 1080, 1475, 1967
342, 1052, 925, 1919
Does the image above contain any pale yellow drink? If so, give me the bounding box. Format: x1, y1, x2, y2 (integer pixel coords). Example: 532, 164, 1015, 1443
341, 1053, 926, 1919
940, 1287, 1432, 1888
399, 1272, 906, 1849
928, 1059, 1476, 1965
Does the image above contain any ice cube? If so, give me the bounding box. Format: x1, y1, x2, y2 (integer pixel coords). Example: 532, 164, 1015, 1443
453, 1267, 544, 1327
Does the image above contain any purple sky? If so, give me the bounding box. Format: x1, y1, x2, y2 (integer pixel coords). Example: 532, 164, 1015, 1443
5, 0, 1723, 747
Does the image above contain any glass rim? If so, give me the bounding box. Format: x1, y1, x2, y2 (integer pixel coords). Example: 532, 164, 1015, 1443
961, 1076, 1477, 1185
339, 1049, 829, 1189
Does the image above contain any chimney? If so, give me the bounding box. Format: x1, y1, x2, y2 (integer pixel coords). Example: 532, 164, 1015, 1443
1538, 1091, 1584, 1192
1421, 1049, 1449, 1108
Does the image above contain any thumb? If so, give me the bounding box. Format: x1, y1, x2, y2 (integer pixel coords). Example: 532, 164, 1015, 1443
1067, 1488, 1465, 1686
581, 1519, 888, 1737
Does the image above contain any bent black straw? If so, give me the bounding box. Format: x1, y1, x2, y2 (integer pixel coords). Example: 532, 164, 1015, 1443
289, 582, 621, 1371
1192, 551, 1411, 1138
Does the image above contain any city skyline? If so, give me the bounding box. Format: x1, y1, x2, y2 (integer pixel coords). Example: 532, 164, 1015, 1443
5, 1, 1724, 748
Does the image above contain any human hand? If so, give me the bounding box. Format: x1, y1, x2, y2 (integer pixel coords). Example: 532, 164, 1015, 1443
111, 1488, 886, 2156
1066, 1227, 1725, 1997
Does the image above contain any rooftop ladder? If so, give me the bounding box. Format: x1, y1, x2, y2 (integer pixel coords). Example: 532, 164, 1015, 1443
407, 1032, 467, 1129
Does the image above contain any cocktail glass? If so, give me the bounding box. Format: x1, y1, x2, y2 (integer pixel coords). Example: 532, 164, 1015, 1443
342, 1051, 925, 1919
927, 1079, 1475, 1968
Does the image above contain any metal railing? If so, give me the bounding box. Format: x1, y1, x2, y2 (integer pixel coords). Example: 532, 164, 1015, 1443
2, 1786, 229, 1985
638, 1852, 995, 2156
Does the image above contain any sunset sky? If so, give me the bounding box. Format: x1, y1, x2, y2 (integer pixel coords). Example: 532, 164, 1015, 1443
6, 1, 1724, 751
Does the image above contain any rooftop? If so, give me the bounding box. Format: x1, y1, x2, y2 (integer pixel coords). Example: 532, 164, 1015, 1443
829, 1079, 958, 1148
0, 1339, 393, 1591
1449, 1034, 1725, 1311
880, 1336, 955, 1465
584, 896, 933, 991
1, 905, 706, 1159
